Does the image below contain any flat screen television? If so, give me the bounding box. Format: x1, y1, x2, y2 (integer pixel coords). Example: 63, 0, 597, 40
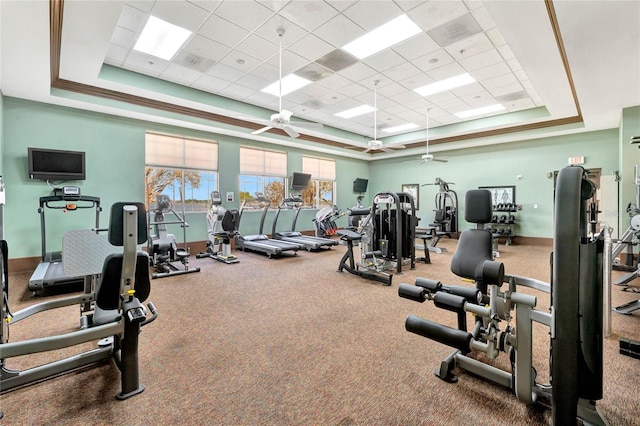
28, 147, 86, 181
353, 178, 368, 193
290, 172, 312, 190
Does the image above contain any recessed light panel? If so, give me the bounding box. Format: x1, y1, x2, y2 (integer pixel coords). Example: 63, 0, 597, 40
455, 104, 505, 118
134, 16, 192, 60
262, 74, 312, 96
414, 73, 476, 97
381, 123, 419, 133
335, 105, 375, 119
342, 14, 422, 60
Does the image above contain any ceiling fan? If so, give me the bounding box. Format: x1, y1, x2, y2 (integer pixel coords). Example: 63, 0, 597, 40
248, 28, 323, 139
418, 108, 448, 163
362, 80, 406, 153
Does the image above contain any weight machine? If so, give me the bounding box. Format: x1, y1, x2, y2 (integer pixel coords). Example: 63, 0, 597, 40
398, 166, 607, 425
148, 194, 200, 279
1, 202, 158, 409
337, 191, 417, 286
196, 191, 239, 264
416, 178, 458, 259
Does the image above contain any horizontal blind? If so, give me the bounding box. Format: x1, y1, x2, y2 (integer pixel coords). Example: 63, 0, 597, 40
240, 147, 287, 176
302, 156, 335, 180
146, 132, 218, 171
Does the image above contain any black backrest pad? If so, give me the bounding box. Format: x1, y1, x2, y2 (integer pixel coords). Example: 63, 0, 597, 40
108, 202, 148, 246
450, 229, 493, 280
465, 190, 492, 224
96, 252, 151, 310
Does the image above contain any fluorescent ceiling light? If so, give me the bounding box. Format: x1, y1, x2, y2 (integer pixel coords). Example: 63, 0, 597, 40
262, 74, 312, 96
342, 14, 422, 60
455, 104, 505, 118
134, 16, 192, 60
334, 105, 375, 119
414, 73, 476, 97
381, 123, 419, 133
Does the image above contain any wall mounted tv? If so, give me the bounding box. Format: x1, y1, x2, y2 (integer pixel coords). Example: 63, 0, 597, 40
353, 178, 368, 193
28, 147, 86, 181
290, 172, 312, 190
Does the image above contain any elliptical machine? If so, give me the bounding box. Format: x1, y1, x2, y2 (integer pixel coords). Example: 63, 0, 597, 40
148, 194, 200, 278
196, 191, 239, 264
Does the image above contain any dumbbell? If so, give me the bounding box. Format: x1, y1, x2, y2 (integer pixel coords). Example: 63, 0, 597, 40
499, 215, 507, 223
492, 215, 498, 223
508, 214, 515, 224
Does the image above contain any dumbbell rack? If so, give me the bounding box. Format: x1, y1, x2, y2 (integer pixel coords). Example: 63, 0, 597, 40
488, 203, 519, 257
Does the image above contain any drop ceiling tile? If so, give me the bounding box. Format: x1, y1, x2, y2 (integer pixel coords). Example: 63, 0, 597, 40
266, 50, 310, 74
295, 62, 333, 82
407, 0, 469, 32
174, 50, 216, 73
391, 89, 424, 104
412, 49, 455, 72
188, 0, 222, 12
341, 1, 404, 31
235, 73, 271, 90
471, 6, 496, 31
206, 62, 244, 82
224, 83, 258, 100
117, 4, 148, 32
161, 63, 203, 84
458, 48, 503, 71
481, 72, 519, 90
446, 32, 493, 61
253, 14, 306, 47
470, 61, 511, 81
149, 0, 211, 32
297, 83, 331, 98
396, 1, 426, 12
398, 73, 436, 91
198, 14, 251, 49
382, 62, 422, 82
317, 73, 353, 90
283, 90, 314, 105
486, 27, 506, 47
504, 98, 536, 111
385, 102, 412, 115
315, 49, 359, 72
403, 97, 430, 111
377, 82, 408, 97
393, 33, 441, 61
279, 0, 339, 31
123, 50, 169, 75
313, 14, 365, 48
288, 33, 335, 62
213, 0, 274, 32
110, 26, 136, 49
235, 34, 279, 61
192, 74, 232, 93
183, 34, 230, 63
426, 62, 467, 80
217, 51, 262, 73
105, 44, 128, 64
244, 90, 279, 106
488, 81, 524, 98
337, 62, 377, 82
506, 57, 523, 73
250, 62, 281, 82
325, 0, 356, 12
318, 91, 350, 105
335, 82, 369, 98
363, 49, 407, 72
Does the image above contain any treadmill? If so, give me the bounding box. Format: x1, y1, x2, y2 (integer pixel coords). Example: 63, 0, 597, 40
235, 194, 303, 258
29, 188, 101, 293
272, 196, 339, 251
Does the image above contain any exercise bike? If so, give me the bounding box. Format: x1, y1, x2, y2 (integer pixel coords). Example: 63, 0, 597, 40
196, 191, 239, 264
398, 166, 607, 425
148, 194, 200, 278
0, 202, 158, 414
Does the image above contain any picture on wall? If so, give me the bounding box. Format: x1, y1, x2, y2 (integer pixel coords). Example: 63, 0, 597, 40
479, 185, 516, 206
401, 184, 419, 210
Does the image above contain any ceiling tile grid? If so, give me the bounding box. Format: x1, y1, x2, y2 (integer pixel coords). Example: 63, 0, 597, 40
103, 0, 541, 141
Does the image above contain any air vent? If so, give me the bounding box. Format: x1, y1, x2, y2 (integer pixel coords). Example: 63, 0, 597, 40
295, 62, 332, 81
316, 49, 359, 72
428, 14, 482, 47
302, 99, 324, 109
496, 91, 529, 102
174, 51, 215, 72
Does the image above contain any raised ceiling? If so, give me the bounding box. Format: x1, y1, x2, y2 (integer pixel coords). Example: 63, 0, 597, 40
1, 1, 638, 160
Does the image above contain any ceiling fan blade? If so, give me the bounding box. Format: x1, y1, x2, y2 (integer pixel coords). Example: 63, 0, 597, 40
362, 147, 374, 153
433, 157, 449, 162
290, 121, 324, 129
283, 126, 300, 138
379, 147, 394, 153
252, 126, 273, 135
238, 115, 271, 125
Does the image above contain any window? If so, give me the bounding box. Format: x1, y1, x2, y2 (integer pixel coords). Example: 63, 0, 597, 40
302, 156, 336, 208
239, 147, 287, 207
145, 132, 218, 213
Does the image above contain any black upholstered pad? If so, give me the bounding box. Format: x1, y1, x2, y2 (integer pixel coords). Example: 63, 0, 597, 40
465, 190, 492, 224
96, 252, 151, 311
450, 229, 493, 281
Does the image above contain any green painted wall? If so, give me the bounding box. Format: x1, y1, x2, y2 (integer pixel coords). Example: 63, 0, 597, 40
2, 97, 369, 259
370, 129, 619, 238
